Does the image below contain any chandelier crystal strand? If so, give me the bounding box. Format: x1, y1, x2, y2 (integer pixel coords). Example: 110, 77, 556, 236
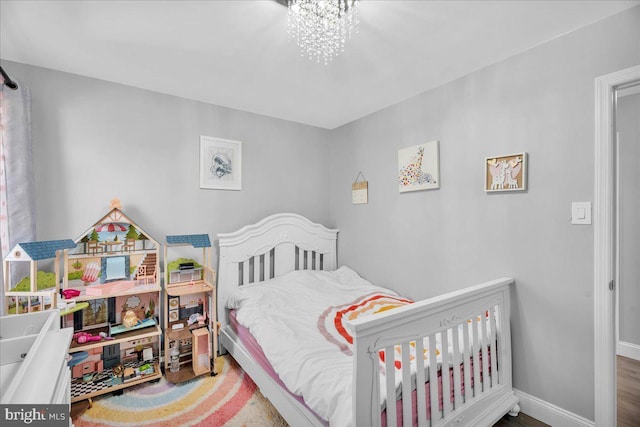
287, 0, 360, 65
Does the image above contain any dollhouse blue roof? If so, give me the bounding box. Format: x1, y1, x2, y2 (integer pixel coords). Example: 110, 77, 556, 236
19, 239, 76, 261
166, 234, 211, 248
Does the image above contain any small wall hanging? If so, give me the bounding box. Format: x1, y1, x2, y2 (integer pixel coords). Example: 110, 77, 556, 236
398, 141, 440, 192
352, 172, 368, 204
485, 152, 527, 192
200, 136, 242, 191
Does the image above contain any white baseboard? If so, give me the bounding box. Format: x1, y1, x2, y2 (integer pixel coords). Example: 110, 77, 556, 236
618, 341, 640, 361
513, 389, 594, 427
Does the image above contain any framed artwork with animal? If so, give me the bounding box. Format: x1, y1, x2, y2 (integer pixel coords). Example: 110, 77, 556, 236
398, 140, 440, 192
485, 152, 528, 192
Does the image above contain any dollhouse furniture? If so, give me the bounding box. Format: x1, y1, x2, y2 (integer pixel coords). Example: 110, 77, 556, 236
163, 234, 217, 383
217, 213, 518, 427
71, 348, 104, 379
61, 203, 162, 403
3, 239, 76, 315
121, 238, 136, 252
136, 264, 153, 284
101, 240, 122, 253
191, 327, 212, 376
87, 240, 103, 255
169, 263, 204, 284
0, 310, 73, 406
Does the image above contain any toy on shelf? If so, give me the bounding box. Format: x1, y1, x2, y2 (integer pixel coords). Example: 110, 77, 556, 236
62, 289, 81, 299
72, 331, 115, 344
187, 312, 207, 326
58, 288, 89, 316
74, 331, 103, 344
3, 239, 76, 315
122, 310, 142, 328
85, 280, 135, 296
70, 348, 104, 379
68, 351, 89, 367
163, 234, 217, 383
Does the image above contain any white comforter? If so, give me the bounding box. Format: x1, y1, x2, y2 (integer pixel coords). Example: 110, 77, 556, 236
226, 266, 399, 427
227, 266, 490, 426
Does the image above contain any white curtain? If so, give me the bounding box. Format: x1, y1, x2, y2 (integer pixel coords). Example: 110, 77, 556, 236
0, 79, 36, 316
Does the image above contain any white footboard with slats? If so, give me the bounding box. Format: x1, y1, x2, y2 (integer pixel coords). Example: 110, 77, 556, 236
217, 213, 519, 427
351, 277, 519, 427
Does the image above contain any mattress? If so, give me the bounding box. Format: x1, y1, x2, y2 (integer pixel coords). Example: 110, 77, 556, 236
229, 309, 465, 427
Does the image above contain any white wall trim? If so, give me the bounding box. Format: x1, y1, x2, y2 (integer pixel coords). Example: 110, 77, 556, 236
618, 341, 640, 361
514, 389, 594, 427
594, 64, 640, 427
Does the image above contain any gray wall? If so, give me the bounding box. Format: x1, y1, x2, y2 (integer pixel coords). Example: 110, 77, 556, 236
618, 91, 640, 347
329, 6, 640, 421
1, 61, 332, 257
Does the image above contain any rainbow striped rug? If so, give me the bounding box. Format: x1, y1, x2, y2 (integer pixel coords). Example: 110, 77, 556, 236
73, 356, 288, 427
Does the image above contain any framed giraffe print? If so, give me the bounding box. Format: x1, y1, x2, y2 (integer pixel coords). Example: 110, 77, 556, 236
398, 141, 440, 192
485, 152, 527, 192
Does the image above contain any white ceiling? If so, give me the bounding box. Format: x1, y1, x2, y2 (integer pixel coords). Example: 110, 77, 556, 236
1, 0, 638, 129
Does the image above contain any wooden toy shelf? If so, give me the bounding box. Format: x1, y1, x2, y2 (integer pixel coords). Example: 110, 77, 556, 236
163, 234, 217, 384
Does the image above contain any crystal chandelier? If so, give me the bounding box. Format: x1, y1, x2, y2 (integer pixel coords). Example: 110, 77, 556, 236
286, 0, 360, 64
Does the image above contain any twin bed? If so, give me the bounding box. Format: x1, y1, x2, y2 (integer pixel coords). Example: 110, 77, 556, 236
216, 213, 519, 427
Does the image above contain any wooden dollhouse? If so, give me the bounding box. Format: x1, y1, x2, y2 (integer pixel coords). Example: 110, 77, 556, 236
163, 234, 217, 383
3, 239, 76, 314
61, 201, 163, 403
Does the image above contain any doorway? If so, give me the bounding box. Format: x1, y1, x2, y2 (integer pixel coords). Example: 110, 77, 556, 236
615, 81, 640, 426
594, 65, 640, 426
616, 83, 640, 363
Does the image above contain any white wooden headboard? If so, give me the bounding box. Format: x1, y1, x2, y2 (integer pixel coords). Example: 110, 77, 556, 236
216, 213, 338, 330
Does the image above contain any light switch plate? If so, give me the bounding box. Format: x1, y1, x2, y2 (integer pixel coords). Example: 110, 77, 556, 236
571, 202, 592, 225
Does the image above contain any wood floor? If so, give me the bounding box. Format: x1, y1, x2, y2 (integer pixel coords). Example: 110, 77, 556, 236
493, 356, 640, 427
493, 413, 549, 427
618, 355, 640, 427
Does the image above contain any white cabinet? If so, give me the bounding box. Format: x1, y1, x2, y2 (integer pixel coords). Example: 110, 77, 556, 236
0, 310, 73, 404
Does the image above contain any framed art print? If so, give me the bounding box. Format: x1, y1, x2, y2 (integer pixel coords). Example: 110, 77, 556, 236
200, 136, 242, 190
398, 141, 440, 192
485, 152, 527, 192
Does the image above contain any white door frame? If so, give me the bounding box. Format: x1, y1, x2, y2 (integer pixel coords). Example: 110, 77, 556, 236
594, 64, 640, 427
